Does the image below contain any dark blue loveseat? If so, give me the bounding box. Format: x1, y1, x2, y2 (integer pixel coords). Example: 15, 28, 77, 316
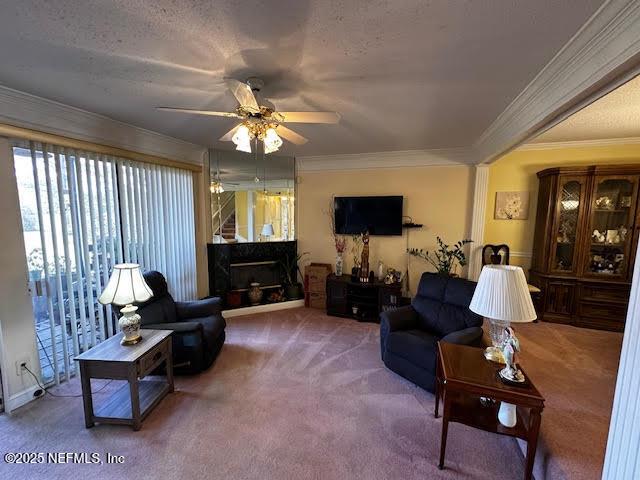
380, 272, 483, 392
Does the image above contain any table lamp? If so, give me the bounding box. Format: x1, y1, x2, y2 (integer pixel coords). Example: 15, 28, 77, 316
469, 264, 537, 363
261, 223, 274, 240
469, 265, 537, 427
98, 263, 153, 345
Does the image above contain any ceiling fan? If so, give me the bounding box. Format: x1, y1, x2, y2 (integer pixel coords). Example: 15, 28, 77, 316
157, 77, 340, 154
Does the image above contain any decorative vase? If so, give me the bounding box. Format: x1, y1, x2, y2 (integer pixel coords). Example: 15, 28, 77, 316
227, 290, 242, 309
377, 261, 385, 281
335, 253, 344, 276
498, 401, 517, 427
248, 282, 263, 305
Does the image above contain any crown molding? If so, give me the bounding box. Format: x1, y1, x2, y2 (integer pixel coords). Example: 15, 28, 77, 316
518, 136, 640, 151
0, 84, 205, 164
296, 147, 474, 172
475, 0, 640, 164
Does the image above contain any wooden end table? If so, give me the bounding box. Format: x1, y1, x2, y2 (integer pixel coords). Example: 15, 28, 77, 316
74, 329, 174, 431
435, 342, 544, 480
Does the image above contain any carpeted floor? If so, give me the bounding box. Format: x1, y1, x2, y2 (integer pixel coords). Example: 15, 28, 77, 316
514, 321, 622, 480
0, 308, 622, 479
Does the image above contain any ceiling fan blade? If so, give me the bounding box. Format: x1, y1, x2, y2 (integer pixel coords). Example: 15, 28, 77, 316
224, 78, 260, 113
276, 125, 308, 145
278, 111, 341, 124
157, 107, 241, 118
219, 124, 241, 142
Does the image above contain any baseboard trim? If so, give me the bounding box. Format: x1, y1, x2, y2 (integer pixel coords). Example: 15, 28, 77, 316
223, 300, 305, 318
511, 251, 533, 259
6, 384, 42, 413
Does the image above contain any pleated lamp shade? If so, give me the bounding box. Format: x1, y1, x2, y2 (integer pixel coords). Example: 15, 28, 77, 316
98, 263, 153, 306
469, 265, 537, 322
261, 223, 274, 236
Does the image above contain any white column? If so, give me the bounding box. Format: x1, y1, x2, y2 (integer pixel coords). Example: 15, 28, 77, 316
468, 164, 489, 281
602, 239, 640, 479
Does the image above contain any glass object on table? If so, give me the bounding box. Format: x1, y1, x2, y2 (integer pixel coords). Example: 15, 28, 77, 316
587, 177, 635, 276
485, 318, 510, 363
552, 180, 581, 272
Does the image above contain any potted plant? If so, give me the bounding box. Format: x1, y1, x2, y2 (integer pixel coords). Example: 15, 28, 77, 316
27, 247, 44, 281
280, 252, 309, 299
408, 237, 473, 276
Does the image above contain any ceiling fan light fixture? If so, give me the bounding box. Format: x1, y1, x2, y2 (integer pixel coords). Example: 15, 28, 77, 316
232, 124, 252, 153
210, 181, 225, 194
263, 127, 283, 154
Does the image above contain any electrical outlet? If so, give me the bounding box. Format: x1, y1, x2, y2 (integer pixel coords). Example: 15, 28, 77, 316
15, 356, 30, 376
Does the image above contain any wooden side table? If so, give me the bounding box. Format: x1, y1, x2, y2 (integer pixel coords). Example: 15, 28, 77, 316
74, 329, 174, 431
435, 342, 544, 480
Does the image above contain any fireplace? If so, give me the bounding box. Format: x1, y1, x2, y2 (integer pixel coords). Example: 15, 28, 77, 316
207, 241, 297, 308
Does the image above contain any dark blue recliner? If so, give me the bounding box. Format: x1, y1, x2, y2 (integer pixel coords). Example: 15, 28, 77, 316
380, 272, 483, 392
136, 271, 226, 373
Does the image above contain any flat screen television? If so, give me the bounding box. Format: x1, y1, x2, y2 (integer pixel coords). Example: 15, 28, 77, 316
334, 196, 403, 236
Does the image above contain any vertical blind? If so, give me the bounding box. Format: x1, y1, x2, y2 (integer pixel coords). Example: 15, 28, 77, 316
13, 140, 197, 385
118, 160, 197, 300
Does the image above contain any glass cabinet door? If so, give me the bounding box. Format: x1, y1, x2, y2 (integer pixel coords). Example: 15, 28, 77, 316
551, 178, 585, 273
586, 176, 638, 277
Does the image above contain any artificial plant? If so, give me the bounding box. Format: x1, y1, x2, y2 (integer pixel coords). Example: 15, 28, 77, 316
279, 252, 309, 285
408, 237, 473, 276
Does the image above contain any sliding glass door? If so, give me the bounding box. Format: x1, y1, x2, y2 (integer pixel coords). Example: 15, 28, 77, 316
14, 143, 121, 384
13, 141, 197, 386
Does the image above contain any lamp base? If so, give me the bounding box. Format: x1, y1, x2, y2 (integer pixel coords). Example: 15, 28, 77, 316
119, 304, 143, 346
484, 346, 506, 364
120, 335, 142, 346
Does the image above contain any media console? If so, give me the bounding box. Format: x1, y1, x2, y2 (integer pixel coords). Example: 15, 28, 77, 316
325, 274, 404, 322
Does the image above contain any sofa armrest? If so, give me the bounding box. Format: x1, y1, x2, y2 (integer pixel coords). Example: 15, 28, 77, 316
380, 305, 419, 332
441, 326, 484, 346
142, 321, 203, 334
175, 297, 222, 319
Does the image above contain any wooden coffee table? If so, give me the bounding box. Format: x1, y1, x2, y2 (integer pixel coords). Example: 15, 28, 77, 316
435, 342, 544, 480
74, 329, 174, 431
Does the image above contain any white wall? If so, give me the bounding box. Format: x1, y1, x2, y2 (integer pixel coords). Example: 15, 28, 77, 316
0, 136, 41, 411
602, 237, 640, 479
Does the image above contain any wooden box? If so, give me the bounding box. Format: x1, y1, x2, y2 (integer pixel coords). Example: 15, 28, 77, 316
308, 292, 327, 309
305, 263, 332, 308
305, 263, 333, 293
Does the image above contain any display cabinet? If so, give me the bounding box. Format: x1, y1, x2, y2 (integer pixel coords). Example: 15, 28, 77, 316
530, 165, 640, 331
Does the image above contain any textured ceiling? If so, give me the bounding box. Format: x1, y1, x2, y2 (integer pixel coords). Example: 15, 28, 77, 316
0, 0, 604, 156
533, 74, 640, 143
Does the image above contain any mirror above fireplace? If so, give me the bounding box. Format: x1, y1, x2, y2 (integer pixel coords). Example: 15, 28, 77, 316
208, 148, 295, 243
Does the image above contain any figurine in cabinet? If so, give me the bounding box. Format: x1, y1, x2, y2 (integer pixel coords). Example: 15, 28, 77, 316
595, 196, 615, 210
592, 230, 606, 243
618, 225, 629, 242
606, 230, 621, 245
